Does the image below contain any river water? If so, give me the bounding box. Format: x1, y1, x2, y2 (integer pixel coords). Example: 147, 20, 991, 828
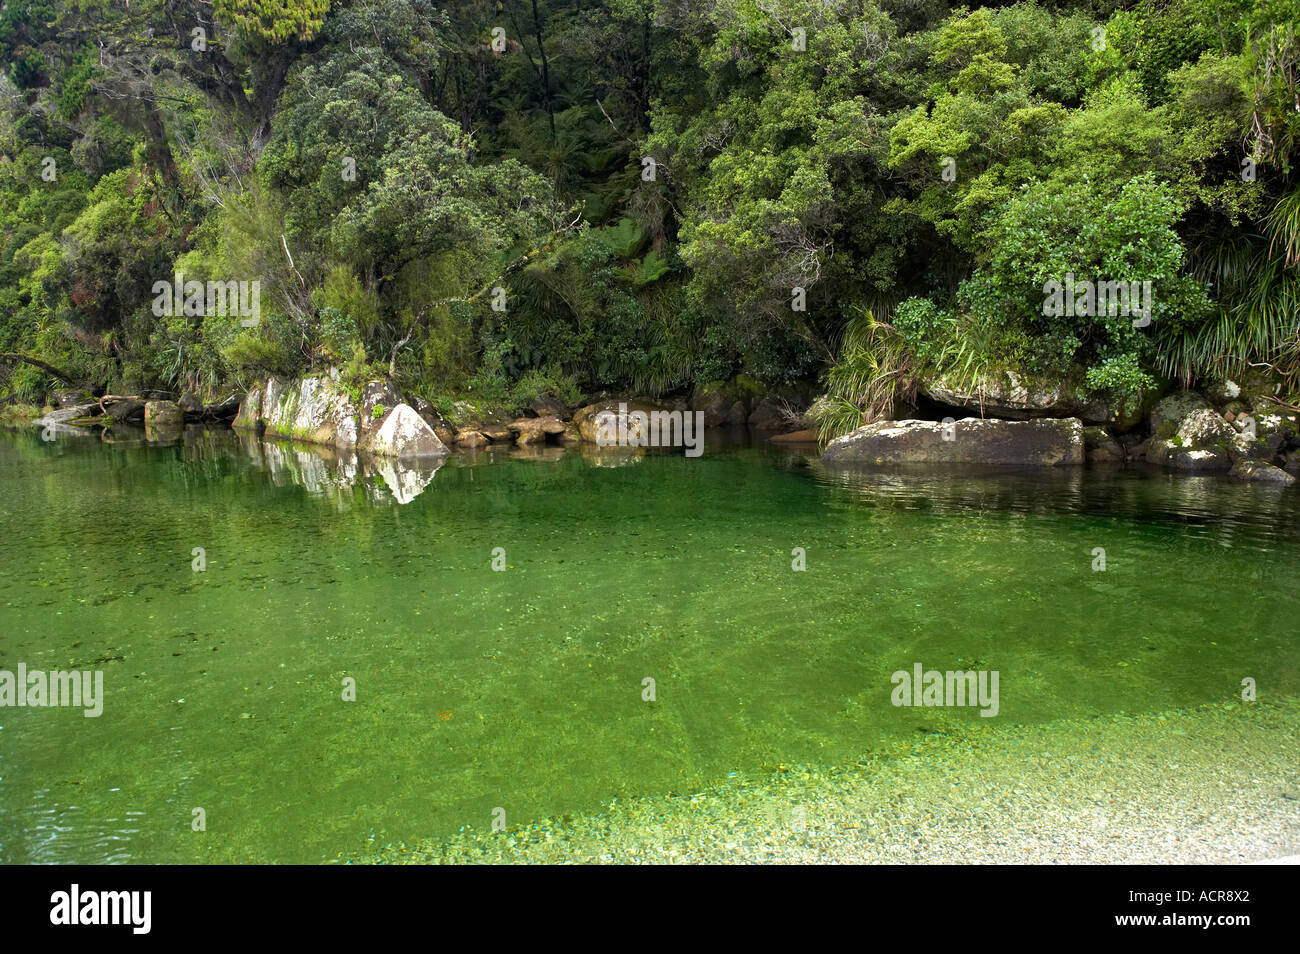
0, 426, 1296, 862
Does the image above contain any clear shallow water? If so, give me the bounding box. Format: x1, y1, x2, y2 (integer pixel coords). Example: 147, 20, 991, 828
0, 426, 1296, 863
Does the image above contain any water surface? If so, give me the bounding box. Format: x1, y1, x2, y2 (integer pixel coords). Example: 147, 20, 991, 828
0, 427, 1296, 863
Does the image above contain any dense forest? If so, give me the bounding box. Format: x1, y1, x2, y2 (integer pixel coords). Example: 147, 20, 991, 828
1, 0, 1298, 434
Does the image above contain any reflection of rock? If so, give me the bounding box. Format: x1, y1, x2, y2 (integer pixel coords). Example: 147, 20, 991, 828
578, 442, 645, 466
509, 444, 567, 463
144, 420, 183, 442
236, 430, 442, 504
101, 423, 146, 444
373, 455, 444, 503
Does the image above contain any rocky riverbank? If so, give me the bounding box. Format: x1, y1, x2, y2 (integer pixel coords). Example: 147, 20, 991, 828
823, 373, 1300, 485
16, 366, 1300, 486
364, 697, 1300, 865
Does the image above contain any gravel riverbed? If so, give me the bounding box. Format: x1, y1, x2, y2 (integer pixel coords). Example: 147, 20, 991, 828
367, 697, 1300, 864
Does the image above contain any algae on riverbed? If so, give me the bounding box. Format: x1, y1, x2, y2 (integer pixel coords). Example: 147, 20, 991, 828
373, 698, 1300, 865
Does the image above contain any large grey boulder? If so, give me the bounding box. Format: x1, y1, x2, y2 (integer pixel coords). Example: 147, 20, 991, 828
1148, 391, 1211, 440
35, 403, 100, 427
921, 370, 1078, 420
362, 403, 449, 459
1146, 407, 1234, 471
573, 399, 674, 444
105, 398, 145, 423
690, 386, 734, 427
1229, 459, 1296, 485
235, 373, 359, 449
233, 382, 264, 432
822, 417, 1084, 466
921, 370, 1152, 429
748, 399, 788, 430
1083, 425, 1123, 462
144, 400, 184, 427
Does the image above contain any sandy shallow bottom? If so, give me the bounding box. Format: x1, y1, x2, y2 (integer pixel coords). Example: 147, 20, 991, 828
366, 698, 1300, 864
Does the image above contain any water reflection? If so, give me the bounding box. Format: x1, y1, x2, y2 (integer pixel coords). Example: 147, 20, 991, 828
811, 457, 1300, 547
234, 431, 444, 505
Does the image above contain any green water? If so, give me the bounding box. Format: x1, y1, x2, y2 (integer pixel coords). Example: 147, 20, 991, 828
0, 427, 1297, 863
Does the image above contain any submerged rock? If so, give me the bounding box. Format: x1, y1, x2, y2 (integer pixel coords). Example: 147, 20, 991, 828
823, 417, 1084, 466
770, 429, 820, 443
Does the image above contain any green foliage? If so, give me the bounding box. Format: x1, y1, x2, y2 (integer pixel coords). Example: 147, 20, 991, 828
215, 0, 332, 45
2, 0, 1299, 408
809, 310, 916, 442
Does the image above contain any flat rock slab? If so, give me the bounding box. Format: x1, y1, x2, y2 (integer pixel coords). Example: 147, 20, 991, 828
823, 417, 1084, 467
